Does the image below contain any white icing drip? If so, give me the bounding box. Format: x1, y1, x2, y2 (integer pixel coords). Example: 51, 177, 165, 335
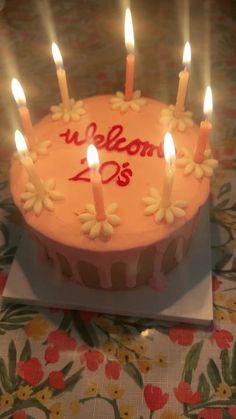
176, 148, 218, 179
110, 90, 146, 113
50, 98, 86, 122
70, 260, 84, 285
126, 257, 138, 288
20, 178, 64, 216
78, 203, 121, 240
143, 187, 187, 225
98, 263, 112, 288
149, 250, 167, 291
160, 105, 194, 132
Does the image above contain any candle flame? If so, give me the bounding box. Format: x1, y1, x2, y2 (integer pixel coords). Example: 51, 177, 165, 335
164, 132, 176, 166
183, 42, 191, 66
11, 78, 26, 106
125, 8, 134, 53
51, 42, 63, 68
203, 86, 213, 116
87, 144, 100, 170
15, 129, 28, 154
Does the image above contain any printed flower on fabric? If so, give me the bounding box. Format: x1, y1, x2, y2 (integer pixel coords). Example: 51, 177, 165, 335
226, 297, 236, 310
176, 148, 218, 179
47, 330, 77, 352
85, 382, 100, 397
143, 187, 187, 225
110, 90, 146, 113
13, 412, 27, 419
144, 384, 169, 411
169, 324, 196, 346
212, 276, 221, 291
79, 203, 121, 239
160, 410, 182, 419
24, 315, 49, 340
119, 404, 135, 419
79, 310, 98, 323
45, 346, 60, 364
116, 347, 134, 364
70, 400, 80, 416
102, 340, 117, 357
174, 382, 202, 405
35, 387, 52, 405
0, 271, 7, 295
228, 407, 236, 418
214, 308, 228, 321
105, 360, 121, 380
155, 353, 168, 368
0, 393, 14, 410
16, 358, 44, 385
106, 383, 125, 400
48, 371, 65, 390
51, 99, 86, 122
16, 385, 32, 400
137, 359, 153, 374
49, 402, 64, 419
211, 329, 233, 349
80, 348, 104, 371
21, 179, 64, 216
197, 408, 222, 419
216, 383, 232, 399
160, 105, 194, 131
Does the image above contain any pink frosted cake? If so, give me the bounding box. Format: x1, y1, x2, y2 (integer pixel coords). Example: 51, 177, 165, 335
10, 94, 218, 290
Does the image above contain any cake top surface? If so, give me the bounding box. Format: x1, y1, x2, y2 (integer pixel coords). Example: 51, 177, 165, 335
10, 95, 209, 252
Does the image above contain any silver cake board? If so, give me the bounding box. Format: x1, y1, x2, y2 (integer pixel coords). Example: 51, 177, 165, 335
3, 205, 213, 326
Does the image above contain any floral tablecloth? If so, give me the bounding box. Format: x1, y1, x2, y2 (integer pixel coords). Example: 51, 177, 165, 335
0, 1, 236, 418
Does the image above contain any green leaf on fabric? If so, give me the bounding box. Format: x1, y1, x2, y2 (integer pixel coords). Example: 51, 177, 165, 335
207, 358, 222, 391
53, 367, 85, 396
123, 362, 143, 389
217, 182, 231, 199
20, 340, 31, 362
72, 312, 100, 348
59, 311, 72, 332
8, 340, 17, 388
0, 358, 12, 392
214, 199, 230, 210
221, 349, 233, 385
197, 373, 210, 400
231, 342, 236, 382
61, 361, 73, 377
183, 341, 203, 384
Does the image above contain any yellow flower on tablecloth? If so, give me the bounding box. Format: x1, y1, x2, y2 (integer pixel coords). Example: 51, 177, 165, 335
116, 347, 134, 364
70, 400, 81, 416
24, 315, 49, 340
49, 402, 64, 419
132, 340, 148, 356
213, 292, 224, 305
229, 311, 236, 324
119, 334, 134, 346
16, 385, 32, 400
226, 297, 236, 310
106, 383, 125, 400
137, 358, 153, 373
216, 383, 232, 399
155, 352, 168, 368
102, 340, 117, 357
35, 387, 52, 405
214, 309, 228, 321
119, 403, 135, 419
84, 382, 100, 397
0, 393, 14, 410
94, 316, 114, 331
160, 409, 182, 419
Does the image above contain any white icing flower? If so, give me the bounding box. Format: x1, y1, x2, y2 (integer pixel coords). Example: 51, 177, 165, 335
14, 140, 51, 162
110, 90, 146, 113
160, 105, 194, 132
50, 98, 86, 122
78, 203, 121, 239
21, 178, 64, 216
143, 187, 187, 225
176, 148, 218, 179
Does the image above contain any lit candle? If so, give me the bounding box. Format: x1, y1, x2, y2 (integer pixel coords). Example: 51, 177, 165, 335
174, 42, 191, 118
124, 8, 135, 101
15, 130, 45, 199
11, 78, 36, 149
51, 42, 70, 110
161, 133, 176, 207
194, 86, 213, 164
87, 144, 106, 221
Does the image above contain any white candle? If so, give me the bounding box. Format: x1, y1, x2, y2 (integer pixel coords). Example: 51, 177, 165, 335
51, 42, 70, 110
87, 144, 106, 221
124, 8, 135, 101
174, 42, 191, 118
161, 132, 176, 207
15, 130, 45, 199
194, 86, 213, 163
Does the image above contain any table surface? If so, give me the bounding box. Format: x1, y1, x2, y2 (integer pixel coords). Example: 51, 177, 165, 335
0, 1, 236, 418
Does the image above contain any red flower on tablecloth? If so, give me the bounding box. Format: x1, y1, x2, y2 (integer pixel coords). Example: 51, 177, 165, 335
169, 324, 196, 346
105, 361, 121, 380
228, 407, 236, 418
212, 276, 221, 291
47, 330, 77, 351
13, 411, 27, 419
48, 371, 65, 390
211, 329, 233, 349
16, 358, 44, 386
197, 408, 222, 419
44, 345, 60, 364
80, 348, 104, 371
174, 382, 202, 405
0, 271, 7, 295
144, 384, 169, 411
79, 310, 98, 323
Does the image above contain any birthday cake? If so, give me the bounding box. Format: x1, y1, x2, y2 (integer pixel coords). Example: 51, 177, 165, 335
9, 92, 218, 291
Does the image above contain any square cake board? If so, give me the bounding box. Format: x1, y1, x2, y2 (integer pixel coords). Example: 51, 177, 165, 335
3, 204, 213, 326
